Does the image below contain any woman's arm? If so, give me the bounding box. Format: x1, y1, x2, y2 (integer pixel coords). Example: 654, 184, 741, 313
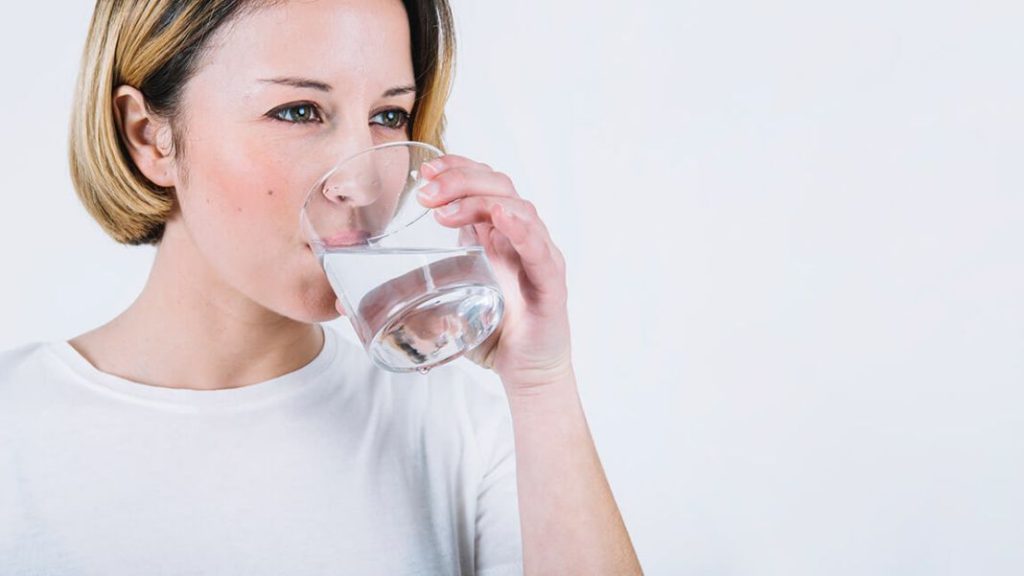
415, 154, 643, 574
504, 369, 643, 575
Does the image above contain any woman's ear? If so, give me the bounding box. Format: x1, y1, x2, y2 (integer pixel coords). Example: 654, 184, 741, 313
112, 85, 177, 188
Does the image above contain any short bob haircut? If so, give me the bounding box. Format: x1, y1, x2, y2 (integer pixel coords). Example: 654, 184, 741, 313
69, 0, 456, 246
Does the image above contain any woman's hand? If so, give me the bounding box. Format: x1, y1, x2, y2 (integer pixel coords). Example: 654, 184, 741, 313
413, 154, 574, 392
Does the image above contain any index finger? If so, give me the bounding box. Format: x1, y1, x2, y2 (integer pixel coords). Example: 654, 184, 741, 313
420, 153, 492, 179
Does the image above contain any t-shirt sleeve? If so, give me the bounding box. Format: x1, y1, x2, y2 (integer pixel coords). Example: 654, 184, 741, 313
459, 367, 524, 576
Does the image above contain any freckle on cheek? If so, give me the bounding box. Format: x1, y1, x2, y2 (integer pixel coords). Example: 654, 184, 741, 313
267, 190, 274, 196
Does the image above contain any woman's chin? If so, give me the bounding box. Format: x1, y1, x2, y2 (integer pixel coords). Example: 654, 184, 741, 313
288, 285, 346, 323
301, 308, 344, 325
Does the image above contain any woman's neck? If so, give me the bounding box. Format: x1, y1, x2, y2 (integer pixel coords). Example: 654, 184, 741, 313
69, 221, 324, 391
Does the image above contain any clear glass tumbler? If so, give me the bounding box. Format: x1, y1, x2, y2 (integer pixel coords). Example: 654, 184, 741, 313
300, 141, 505, 373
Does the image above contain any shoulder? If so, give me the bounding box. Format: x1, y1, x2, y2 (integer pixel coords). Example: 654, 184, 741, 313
420, 360, 511, 426
0, 341, 58, 423
425, 362, 515, 470
0, 341, 53, 384
447, 363, 511, 428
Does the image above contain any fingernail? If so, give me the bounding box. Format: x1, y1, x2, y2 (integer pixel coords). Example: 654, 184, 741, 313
438, 200, 461, 216
420, 160, 442, 179
418, 181, 439, 199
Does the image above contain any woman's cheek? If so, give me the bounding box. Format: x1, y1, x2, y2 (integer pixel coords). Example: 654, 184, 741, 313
185, 131, 338, 319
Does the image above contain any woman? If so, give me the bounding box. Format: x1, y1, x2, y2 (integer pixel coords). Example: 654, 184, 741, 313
0, 0, 642, 574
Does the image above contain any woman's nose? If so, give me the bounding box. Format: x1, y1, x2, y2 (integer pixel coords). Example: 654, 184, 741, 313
322, 166, 383, 207
322, 134, 384, 207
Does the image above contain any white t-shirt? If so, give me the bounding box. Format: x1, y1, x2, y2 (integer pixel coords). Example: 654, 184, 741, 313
0, 324, 523, 575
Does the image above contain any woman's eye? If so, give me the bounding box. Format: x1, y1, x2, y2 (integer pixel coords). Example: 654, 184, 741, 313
270, 103, 322, 124
371, 109, 412, 130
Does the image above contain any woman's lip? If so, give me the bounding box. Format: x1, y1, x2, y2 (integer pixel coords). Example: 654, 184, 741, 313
323, 230, 371, 247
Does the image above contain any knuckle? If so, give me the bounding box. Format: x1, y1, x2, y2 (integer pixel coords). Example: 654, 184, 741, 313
553, 245, 566, 265
552, 250, 566, 272
494, 171, 514, 189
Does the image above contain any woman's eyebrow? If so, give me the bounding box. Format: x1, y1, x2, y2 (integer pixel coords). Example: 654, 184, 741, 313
259, 76, 333, 92
258, 77, 417, 98
382, 84, 417, 98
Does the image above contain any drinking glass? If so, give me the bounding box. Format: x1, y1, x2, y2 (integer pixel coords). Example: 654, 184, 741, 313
300, 141, 505, 373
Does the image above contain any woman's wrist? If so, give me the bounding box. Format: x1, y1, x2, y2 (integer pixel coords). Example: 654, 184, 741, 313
501, 362, 579, 409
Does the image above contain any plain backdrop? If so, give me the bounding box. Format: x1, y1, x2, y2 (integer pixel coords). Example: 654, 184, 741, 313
2, 1, 1022, 574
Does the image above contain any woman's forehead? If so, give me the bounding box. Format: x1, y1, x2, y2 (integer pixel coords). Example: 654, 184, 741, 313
195, 0, 413, 91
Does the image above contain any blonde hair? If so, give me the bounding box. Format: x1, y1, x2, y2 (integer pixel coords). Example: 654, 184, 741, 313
69, 0, 457, 246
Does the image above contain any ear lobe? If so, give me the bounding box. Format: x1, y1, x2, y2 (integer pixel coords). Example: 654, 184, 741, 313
112, 85, 177, 188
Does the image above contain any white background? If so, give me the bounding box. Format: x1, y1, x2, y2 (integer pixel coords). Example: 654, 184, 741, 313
2, 1, 1023, 574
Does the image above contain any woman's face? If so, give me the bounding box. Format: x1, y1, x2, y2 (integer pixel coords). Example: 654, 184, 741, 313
166, 0, 416, 323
